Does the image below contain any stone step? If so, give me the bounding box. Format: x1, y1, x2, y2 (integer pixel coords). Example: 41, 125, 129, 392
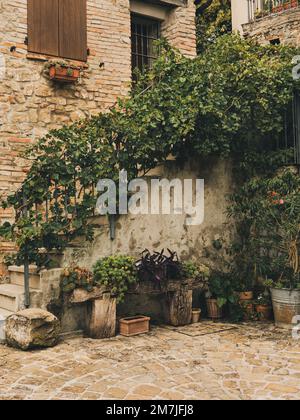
8, 265, 40, 290
0, 284, 25, 312
0, 308, 13, 342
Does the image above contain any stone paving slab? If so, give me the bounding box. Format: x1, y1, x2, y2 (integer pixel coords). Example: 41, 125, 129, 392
0, 322, 299, 400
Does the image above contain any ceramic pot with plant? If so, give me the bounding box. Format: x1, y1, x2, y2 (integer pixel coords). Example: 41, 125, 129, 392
236, 278, 254, 301
206, 271, 237, 320
239, 291, 254, 301
255, 291, 273, 321
240, 300, 255, 321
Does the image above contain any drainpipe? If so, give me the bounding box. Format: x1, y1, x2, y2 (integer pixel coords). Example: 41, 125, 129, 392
24, 255, 30, 309
22, 194, 30, 308
109, 215, 116, 241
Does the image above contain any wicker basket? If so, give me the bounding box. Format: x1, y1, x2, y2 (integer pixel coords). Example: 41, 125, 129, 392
119, 316, 150, 336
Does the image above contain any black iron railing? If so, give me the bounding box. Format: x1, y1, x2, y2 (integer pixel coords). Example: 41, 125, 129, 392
248, 0, 300, 22
273, 93, 300, 165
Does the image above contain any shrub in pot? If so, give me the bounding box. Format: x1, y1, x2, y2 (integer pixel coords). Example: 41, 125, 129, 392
206, 271, 237, 320
234, 276, 254, 301
60, 266, 94, 294
93, 255, 137, 303
255, 290, 273, 321
230, 170, 300, 329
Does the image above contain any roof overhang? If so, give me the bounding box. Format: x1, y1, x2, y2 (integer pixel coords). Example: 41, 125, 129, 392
148, 0, 188, 7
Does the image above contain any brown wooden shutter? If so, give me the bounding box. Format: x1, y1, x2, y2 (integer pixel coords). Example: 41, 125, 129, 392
28, 0, 59, 56
59, 0, 87, 61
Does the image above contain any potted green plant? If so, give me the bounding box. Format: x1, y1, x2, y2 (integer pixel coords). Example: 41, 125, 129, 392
93, 255, 137, 303
206, 271, 237, 320
255, 290, 273, 321
254, 171, 300, 328
60, 266, 94, 294
234, 275, 254, 302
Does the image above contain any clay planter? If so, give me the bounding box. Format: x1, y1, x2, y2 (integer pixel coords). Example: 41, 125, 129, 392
239, 291, 253, 301
191, 308, 201, 324
49, 65, 80, 83
256, 304, 272, 321
119, 316, 150, 337
271, 288, 300, 329
206, 299, 223, 320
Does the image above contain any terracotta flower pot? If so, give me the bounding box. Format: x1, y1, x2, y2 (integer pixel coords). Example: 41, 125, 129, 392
256, 304, 272, 321
239, 291, 253, 301
49, 65, 80, 83
206, 299, 223, 320
191, 308, 201, 324
119, 315, 150, 336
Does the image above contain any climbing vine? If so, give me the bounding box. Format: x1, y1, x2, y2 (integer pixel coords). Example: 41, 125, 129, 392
0, 36, 298, 268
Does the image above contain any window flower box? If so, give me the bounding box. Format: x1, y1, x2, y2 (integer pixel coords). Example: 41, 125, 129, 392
48, 63, 80, 83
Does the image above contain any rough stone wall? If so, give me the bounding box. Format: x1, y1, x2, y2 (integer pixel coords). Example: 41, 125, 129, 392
0, 0, 132, 219
242, 8, 300, 46
0, 0, 196, 263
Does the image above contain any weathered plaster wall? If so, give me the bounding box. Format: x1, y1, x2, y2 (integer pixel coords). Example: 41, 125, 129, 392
242, 8, 300, 46
25, 157, 233, 333
62, 158, 234, 270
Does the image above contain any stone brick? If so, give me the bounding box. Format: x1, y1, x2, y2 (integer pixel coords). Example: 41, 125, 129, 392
0, 0, 196, 226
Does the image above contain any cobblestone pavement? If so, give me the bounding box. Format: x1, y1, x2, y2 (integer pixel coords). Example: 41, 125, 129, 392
0, 322, 299, 400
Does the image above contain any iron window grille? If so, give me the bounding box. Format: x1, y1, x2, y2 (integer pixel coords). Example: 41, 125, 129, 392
131, 14, 161, 78
274, 92, 300, 165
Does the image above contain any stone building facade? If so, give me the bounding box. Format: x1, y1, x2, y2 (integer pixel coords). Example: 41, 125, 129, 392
0, 0, 196, 260
231, 0, 300, 46
242, 8, 300, 46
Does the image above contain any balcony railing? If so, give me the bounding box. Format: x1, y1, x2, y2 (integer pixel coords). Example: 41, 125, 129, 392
248, 0, 300, 22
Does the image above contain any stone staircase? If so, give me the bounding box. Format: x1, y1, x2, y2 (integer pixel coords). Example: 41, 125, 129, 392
0, 253, 91, 341
0, 266, 43, 341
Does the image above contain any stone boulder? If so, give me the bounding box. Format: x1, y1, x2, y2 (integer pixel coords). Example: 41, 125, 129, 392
5, 308, 60, 350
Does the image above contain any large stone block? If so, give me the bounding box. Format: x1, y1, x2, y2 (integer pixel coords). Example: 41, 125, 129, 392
5, 308, 60, 350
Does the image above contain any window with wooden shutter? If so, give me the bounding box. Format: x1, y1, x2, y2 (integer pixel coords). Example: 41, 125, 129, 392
59, 0, 87, 62
27, 0, 87, 61
28, 0, 59, 57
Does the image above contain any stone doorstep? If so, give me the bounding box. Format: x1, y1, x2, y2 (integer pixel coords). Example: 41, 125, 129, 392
8, 265, 40, 290
0, 284, 25, 312
8, 265, 38, 274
